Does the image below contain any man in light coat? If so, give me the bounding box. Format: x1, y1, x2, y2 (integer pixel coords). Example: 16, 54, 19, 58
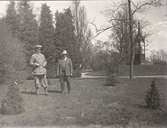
30, 45, 48, 95
57, 50, 73, 94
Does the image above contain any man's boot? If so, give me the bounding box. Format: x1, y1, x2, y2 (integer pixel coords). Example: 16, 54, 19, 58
67, 79, 71, 94
44, 87, 48, 96
36, 88, 39, 95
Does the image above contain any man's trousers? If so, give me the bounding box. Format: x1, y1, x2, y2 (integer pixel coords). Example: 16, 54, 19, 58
34, 74, 48, 89
59, 75, 71, 93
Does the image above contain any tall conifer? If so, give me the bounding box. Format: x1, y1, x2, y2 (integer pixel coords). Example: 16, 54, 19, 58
5, 1, 19, 36
39, 4, 55, 63
17, 0, 38, 60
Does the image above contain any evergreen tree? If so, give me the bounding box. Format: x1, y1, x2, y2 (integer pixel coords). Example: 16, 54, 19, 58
5, 1, 19, 36
17, 0, 38, 60
145, 80, 160, 109
54, 11, 66, 54
0, 20, 27, 83
54, 8, 79, 69
39, 4, 55, 64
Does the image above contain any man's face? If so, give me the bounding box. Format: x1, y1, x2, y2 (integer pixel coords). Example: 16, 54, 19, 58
62, 54, 67, 58
36, 48, 41, 53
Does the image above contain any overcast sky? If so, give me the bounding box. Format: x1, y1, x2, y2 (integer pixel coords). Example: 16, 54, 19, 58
0, 0, 166, 57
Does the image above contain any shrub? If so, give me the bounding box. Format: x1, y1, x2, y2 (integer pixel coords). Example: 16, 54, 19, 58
72, 68, 81, 78
90, 50, 120, 73
145, 80, 160, 109
104, 74, 119, 86
1, 81, 24, 115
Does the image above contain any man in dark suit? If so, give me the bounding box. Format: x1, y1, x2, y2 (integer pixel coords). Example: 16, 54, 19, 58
57, 50, 73, 94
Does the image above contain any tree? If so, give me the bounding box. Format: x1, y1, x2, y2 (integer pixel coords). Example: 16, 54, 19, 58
90, 40, 119, 72
17, 0, 38, 60
127, 0, 161, 79
5, 1, 19, 36
149, 49, 167, 64
128, 0, 134, 79
0, 21, 27, 83
109, 4, 130, 64
54, 8, 79, 69
80, 29, 94, 69
103, 0, 162, 79
39, 4, 55, 64
54, 10, 65, 59
71, 0, 93, 68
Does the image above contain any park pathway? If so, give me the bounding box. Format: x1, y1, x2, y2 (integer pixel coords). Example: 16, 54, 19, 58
81, 72, 167, 79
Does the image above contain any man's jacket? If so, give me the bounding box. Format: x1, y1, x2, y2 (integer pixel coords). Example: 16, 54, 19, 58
30, 53, 47, 75
57, 57, 73, 76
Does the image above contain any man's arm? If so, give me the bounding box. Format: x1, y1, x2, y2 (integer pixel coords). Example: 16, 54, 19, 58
30, 55, 34, 66
30, 56, 40, 67
56, 61, 60, 77
42, 55, 47, 67
69, 59, 73, 76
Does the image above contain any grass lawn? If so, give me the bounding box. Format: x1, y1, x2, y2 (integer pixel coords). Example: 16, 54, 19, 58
0, 78, 167, 127
118, 65, 167, 76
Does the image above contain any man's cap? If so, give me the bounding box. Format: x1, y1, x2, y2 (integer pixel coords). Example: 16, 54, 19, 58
62, 50, 68, 55
35, 45, 42, 48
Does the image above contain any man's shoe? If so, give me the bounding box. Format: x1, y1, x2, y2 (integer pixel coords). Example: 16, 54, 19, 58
45, 91, 48, 96
36, 90, 39, 95
60, 90, 64, 94
44, 88, 48, 96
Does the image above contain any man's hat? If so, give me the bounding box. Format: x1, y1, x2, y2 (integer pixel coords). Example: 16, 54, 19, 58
62, 50, 68, 55
35, 45, 42, 49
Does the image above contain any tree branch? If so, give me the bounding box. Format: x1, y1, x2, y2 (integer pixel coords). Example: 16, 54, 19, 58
109, 18, 128, 22
88, 0, 161, 41
89, 22, 113, 40
89, 22, 98, 32
91, 26, 113, 39
132, 0, 161, 15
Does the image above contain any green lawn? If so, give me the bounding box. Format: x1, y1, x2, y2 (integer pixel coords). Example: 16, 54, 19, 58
0, 78, 167, 127
118, 65, 167, 76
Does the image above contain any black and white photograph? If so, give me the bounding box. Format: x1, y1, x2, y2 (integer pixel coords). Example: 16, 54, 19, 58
0, 0, 166, 127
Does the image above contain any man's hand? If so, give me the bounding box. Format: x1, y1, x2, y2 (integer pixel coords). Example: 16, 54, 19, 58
34, 63, 40, 67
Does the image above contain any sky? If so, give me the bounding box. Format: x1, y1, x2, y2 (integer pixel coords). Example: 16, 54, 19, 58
0, 0, 166, 57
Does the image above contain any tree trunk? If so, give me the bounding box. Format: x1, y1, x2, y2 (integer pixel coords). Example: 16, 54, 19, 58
128, 0, 134, 79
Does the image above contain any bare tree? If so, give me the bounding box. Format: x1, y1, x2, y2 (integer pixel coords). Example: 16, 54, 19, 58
128, 0, 161, 79
150, 49, 167, 64
90, 0, 162, 79
71, 0, 93, 68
